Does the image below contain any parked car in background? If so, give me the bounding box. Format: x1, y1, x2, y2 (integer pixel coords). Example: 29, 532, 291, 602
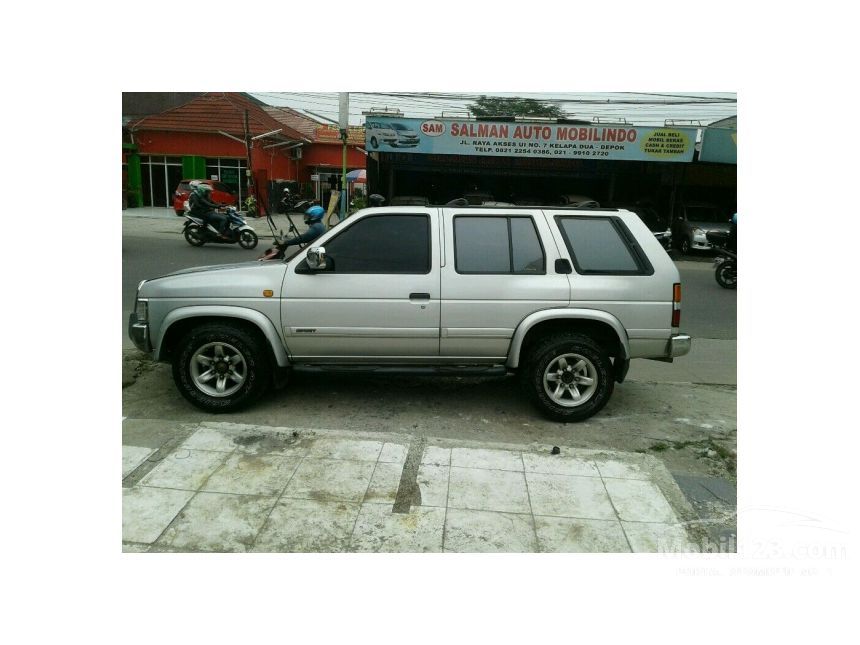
606, 202, 673, 251
173, 179, 238, 215
557, 194, 601, 208
390, 195, 431, 206
672, 201, 731, 254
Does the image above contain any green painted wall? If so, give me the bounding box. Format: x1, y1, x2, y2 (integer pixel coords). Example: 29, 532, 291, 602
182, 156, 207, 179
127, 154, 143, 208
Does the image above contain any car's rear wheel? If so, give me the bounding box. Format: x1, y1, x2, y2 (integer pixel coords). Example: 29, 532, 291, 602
521, 333, 614, 422
172, 323, 272, 412
370, 136, 378, 148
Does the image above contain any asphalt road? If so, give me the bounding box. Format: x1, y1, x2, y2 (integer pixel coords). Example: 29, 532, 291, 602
122, 217, 736, 347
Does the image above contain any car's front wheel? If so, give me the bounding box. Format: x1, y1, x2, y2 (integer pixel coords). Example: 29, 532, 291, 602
679, 236, 691, 255
521, 333, 614, 422
172, 323, 272, 412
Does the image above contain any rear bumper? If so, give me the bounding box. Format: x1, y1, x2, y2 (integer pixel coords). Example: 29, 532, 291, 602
128, 313, 152, 353
669, 334, 692, 358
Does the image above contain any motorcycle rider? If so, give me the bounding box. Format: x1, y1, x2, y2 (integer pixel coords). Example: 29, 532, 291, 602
281, 205, 326, 248
189, 181, 228, 237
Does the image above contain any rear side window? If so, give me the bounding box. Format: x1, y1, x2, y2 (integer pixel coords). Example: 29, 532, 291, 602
556, 216, 653, 275
322, 214, 430, 274
454, 216, 545, 274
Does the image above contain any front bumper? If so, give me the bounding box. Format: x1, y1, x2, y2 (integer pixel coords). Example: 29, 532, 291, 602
128, 312, 152, 353
669, 334, 692, 358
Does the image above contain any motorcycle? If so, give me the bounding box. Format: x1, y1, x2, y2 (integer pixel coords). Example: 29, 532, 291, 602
280, 187, 314, 214
183, 206, 259, 249
706, 231, 736, 289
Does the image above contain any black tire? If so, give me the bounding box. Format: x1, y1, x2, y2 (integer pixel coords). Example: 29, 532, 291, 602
238, 229, 258, 250
172, 323, 272, 413
679, 236, 691, 255
520, 333, 614, 422
184, 224, 205, 247
715, 262, 737, 289
370, 136, 378, 149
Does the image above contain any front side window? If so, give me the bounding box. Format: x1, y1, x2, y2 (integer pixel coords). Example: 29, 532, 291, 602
321, 214, 430, 274
556, 216, 652, 275
454, 216, 545, 274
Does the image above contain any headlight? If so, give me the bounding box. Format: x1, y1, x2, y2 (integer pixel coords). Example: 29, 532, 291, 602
135, 299, 148, 324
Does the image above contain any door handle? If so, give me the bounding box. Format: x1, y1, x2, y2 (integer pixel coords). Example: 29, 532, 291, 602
409, 292, 431, 301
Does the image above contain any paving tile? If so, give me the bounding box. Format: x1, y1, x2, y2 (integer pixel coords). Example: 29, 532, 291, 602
180, 426, 240, 452
138, 449, 228, 491
444, 508, 536, 553
157, 492, 276, 552
522, 452, 599, 478
252, 498, 361, 552
450, 447, 523, 472
363, 462, 404, 504
416, 464, 449, 508
306, 438, 383, 462
123, 445, 155, 479
350, 504, 446, 552
202, 453, 302, 496
525, 473, 617, 520
379, 442, 408, 463
122, 486, 194, 544
422, 446, 451, 466
603, 479, 679, 523
535, 516, 631, 553
282, 458, 376, 503
447, 467, 531, 514
594, 459, 650, 480
622, 521, 696, 553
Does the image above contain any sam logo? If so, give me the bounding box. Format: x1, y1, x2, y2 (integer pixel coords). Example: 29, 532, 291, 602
421, 120, 444, 137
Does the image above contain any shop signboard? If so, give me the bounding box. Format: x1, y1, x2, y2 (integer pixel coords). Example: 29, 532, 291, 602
364, 117, 697, 162
699, 127, 737, 164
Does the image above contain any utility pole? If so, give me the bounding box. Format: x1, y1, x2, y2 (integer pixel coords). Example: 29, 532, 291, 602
339, 93, 349, 220
244, 109, 254, 209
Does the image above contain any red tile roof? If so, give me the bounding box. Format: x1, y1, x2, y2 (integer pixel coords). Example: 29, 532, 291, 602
130, 92, 310, 142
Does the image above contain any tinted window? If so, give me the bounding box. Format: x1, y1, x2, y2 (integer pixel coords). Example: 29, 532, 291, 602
456, 217, 509, 272
557, 217, 643, 274
510, 218, 544, 273
455, 216, 545, 274
324, 214, 429, 274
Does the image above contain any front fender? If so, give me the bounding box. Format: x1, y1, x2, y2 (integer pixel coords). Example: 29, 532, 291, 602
154, 305, 290, 367
506, 308, 630, 368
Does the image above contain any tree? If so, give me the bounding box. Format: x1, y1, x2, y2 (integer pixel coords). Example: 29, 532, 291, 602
468, 95, 565, 119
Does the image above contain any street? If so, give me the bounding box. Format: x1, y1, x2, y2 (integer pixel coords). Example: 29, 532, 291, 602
122, 209, 737, 551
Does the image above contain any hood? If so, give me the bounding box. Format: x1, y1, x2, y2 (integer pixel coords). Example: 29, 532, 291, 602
140, 261, 287, 300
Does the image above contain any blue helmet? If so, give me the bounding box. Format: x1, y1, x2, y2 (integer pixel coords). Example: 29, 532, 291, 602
305, 205, 325, 222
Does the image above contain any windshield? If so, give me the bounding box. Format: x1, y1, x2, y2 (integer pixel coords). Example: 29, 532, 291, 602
390, 122, 411, 131
686, 206, 719, 222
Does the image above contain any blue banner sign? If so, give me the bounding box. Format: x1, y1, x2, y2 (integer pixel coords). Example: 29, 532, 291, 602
365, 117, 697, 162
699, 127, 737, 164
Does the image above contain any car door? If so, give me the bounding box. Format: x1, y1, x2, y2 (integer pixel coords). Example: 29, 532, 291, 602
440, 208, 571, 359
281, 209, 440, 361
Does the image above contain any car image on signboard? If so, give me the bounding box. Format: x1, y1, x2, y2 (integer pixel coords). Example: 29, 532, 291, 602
366, 120, 419, 149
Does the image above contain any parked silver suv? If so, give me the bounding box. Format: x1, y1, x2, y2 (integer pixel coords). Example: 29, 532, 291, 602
129, 206, 691, 422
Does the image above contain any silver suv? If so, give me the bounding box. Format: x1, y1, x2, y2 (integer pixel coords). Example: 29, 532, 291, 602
129, 206, 691, 422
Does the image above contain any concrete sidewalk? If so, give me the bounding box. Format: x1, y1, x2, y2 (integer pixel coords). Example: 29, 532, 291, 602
123, 420, 706, 553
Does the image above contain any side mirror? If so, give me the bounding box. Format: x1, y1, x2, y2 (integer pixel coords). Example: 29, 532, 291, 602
306, 246, 327, 271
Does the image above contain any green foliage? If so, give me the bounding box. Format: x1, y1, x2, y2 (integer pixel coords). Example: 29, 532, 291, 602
468, 95, 565, 119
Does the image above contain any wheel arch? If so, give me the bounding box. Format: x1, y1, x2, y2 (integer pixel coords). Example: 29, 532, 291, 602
154, 306, 290, 367
506, 309, 630, 369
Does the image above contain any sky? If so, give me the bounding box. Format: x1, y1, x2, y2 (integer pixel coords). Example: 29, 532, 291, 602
250, 92, 737, 127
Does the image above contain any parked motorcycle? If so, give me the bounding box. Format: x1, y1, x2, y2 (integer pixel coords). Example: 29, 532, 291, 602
183, 206, 258, 249
706, 231, 736, 289
280, 187, 314, 213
